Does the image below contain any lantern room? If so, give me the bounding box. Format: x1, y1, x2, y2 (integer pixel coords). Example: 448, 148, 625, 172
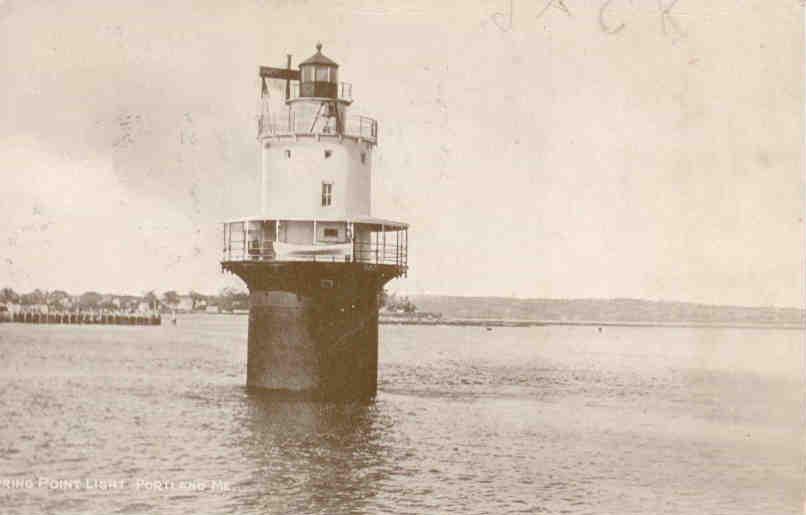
299, 43, 339, 99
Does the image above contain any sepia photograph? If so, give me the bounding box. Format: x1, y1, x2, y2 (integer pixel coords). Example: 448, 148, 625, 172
0, 1, 803, 513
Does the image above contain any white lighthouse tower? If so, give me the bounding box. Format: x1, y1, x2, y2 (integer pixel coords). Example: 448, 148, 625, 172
221, 44, 408, 400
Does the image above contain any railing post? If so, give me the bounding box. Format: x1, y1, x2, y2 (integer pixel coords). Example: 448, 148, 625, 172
350, 222, 355, 262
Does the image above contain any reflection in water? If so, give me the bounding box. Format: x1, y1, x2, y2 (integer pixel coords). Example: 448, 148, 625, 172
233, 390, 392, 514
0, 317, 801, 514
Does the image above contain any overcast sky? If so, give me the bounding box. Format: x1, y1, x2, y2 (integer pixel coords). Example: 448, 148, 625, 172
1, 0, 803, 307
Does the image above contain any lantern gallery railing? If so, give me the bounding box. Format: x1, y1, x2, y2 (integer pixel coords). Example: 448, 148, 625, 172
258, 113, 378, 143
344, 116, 378, 141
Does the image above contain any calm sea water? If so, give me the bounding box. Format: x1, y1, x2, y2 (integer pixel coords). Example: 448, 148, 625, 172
0, 315, 801, 514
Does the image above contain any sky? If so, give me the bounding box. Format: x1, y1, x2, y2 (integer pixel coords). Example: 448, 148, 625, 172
0, 0, 803, 307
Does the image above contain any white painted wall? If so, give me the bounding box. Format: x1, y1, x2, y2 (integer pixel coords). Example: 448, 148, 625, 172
261, 136, 373, 220
354, 224, 374, 262
316, 221, 348, 243
281, 220, 315, 245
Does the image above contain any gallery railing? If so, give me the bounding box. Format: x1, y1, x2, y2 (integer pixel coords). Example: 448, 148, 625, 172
258, 113, 378, 143
223, 239, 406, 268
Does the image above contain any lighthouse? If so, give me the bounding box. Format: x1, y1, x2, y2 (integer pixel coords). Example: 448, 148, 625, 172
221, 44, 408, 401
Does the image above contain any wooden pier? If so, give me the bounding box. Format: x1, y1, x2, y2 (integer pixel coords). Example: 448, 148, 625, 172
8, 312, 161, 325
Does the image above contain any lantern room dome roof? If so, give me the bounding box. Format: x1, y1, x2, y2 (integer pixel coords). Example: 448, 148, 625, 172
299, 42, 338, 67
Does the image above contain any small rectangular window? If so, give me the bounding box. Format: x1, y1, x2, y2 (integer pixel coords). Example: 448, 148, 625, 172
324, 149, 332, 159
323, 228, 338, 238
284, 149, 291, 159
321, 182, 332, 206
360, 152, 366, 164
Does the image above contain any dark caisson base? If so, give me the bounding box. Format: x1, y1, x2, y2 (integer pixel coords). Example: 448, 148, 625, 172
222, 261, 403, 401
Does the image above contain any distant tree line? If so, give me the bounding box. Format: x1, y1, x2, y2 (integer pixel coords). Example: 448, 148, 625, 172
1, 286, 421, 315
379, 289, 417, 313
0, 286, 249, 312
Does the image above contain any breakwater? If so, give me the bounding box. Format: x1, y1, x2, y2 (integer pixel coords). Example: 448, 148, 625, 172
8, 312, 161, 325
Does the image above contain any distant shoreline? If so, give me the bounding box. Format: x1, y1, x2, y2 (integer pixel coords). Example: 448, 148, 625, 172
378, 317, 805, 330
193, 312, 804, 330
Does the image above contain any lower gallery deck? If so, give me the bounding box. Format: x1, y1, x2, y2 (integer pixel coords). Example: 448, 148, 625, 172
222, 217, 407, 270
221, 217, 407, 400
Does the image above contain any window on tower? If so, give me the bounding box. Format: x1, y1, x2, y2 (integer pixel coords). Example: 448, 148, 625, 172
360, 152, 366, 164
321, 182, 333, 206
285, 149, 291, 159
324, 150, 332, 159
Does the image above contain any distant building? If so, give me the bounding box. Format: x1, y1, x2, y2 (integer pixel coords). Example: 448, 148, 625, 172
53, 297, 71, 309
176, 296, 194, 312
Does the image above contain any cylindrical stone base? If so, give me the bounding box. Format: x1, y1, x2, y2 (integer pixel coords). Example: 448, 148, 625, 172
224, 262, 397, 401
247, 291, 319, 392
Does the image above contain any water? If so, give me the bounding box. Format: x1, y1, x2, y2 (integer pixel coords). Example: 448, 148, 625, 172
0, 316, 801, 514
